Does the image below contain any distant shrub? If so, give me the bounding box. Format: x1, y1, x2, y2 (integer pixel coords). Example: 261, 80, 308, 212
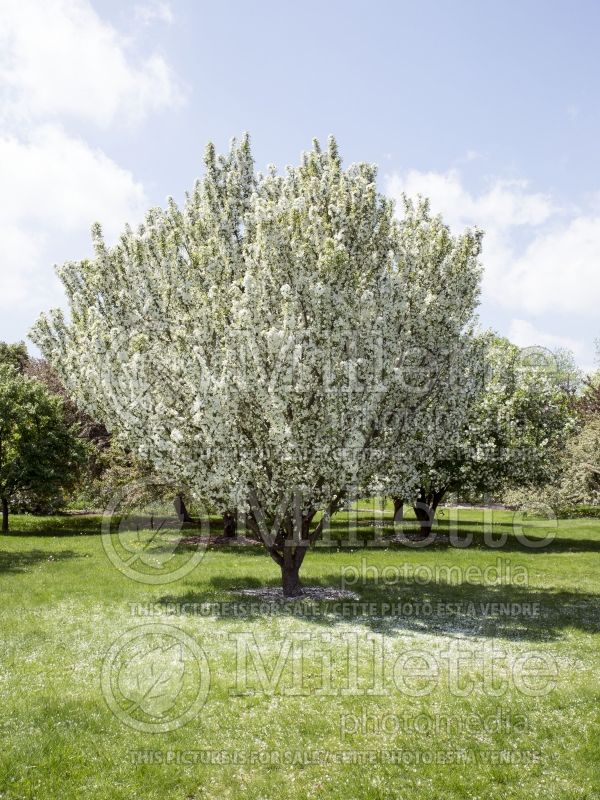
554, 504, 600, 519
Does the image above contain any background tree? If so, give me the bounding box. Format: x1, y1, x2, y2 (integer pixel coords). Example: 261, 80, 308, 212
0, 341, 110, 480
577, 343, 600, 417
550, 346, 583, 397
0, 342, 29, 373
549, 347, 600, 506
556, 418, 600, 505
0, 342, 194, 518
384, 330, 485, 528
0, 364, 88, 531
405, 335, 572, 534
33, 136, 481, 594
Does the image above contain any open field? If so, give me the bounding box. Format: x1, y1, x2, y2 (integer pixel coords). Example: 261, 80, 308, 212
1, 506, 599, 799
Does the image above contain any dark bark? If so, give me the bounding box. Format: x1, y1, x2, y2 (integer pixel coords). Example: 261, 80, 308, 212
281, 561, 303, 596
246, 496, 314, 596
1, 498, 8, 533
173, 494, 193, 523
431, 489, 445, 515
279, 534, 309, 597
272, 513, 307, 597
392, 497, 404, 524
308, 492, 345, 544
223, 511, 237, 538
413, 498, 431, 537
413, 488, 446, 538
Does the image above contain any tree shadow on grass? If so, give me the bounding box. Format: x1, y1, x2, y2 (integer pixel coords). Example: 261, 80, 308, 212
320, 517, 600, 554
3, 520, 100, 536
157, 559, 600, 643
178, 523, 586, 554
0, 548, 80, 574
4, 515, 234, 538
8, 512, 600, 555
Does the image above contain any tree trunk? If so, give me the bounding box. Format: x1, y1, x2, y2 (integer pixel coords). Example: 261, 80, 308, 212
173, 494, 192, 523
413, 503, 431, 537
431, 489, 445, 515
280, 526, 309, 597
392, 497, 404, 524
245, 494, 314, 596
413, 488, 446, 538
1, 498, 8, 533
281, 561, 303, 597
223, 511, 237, 538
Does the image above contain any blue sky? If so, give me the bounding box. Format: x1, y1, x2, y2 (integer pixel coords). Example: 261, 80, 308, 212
1, 0, 599, 367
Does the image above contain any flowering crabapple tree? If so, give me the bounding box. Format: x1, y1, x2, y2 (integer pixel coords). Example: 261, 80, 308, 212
33, 136, 482, 595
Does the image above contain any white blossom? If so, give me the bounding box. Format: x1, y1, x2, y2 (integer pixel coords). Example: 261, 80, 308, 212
32, 135, 482, 592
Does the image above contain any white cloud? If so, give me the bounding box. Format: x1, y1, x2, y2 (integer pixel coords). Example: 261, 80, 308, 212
0, 0, 182, 128
508, 215, 600, 314
386, 169, 555, 231
0, 0, 181, 340
508, 318, 596, 373
508, 319, 584, 356
386, 168, 600, 317
0, 125, 147, 235
0, 125, 148, 311
134, 1, 174, 26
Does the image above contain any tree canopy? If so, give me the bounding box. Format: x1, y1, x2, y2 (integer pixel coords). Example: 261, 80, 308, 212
0, 364, 87, 531
33, 136, 482, 594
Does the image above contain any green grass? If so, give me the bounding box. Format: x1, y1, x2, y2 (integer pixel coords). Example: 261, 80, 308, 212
0, 506, 599, 799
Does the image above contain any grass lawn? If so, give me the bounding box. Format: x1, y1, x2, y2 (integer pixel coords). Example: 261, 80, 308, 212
0, 505, 599, 799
